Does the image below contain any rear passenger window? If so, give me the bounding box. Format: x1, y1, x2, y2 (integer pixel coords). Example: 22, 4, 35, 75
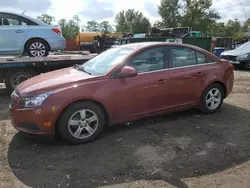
207, 56, 215, 63
196, 51, 206, 64
171, 47, 196, 68
0, 13, 38, 26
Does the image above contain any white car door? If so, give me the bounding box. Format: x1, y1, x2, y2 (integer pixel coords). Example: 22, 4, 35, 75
0, 13, 29, 55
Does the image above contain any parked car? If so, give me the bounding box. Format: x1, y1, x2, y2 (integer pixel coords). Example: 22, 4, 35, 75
0, 11, 65, 57
133, 33, 147, 38
220, 41, 250, 70
9, 42, 234, 144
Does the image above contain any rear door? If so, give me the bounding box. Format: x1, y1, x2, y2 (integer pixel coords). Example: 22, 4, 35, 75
0, 13, 29, 54
168, 46, 208, 109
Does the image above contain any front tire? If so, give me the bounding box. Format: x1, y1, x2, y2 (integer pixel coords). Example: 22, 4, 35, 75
26, 39, 49, 57
199, 83, 224, 114
58, 101, 106, 144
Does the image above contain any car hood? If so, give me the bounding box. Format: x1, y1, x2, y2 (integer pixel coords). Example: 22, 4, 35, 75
221, 48, 249, 56
16, 67, 94, 96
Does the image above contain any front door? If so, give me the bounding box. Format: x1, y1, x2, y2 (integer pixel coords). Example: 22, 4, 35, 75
113, 46, 170, 121
168, 46, 208, 109
0, 13, 29, 54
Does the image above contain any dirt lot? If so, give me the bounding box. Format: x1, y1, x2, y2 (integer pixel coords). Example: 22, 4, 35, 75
0, 70, 250, 188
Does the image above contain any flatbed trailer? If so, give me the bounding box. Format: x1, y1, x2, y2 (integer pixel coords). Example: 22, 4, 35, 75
0, 52, 96, 92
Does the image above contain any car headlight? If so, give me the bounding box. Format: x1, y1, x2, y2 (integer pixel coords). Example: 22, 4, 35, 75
19, 93, 50, 108
237, 54, 250, 61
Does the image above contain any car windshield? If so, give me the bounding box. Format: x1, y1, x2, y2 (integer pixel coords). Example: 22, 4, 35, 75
80, 47, 134, 76
236, 41, 250, 50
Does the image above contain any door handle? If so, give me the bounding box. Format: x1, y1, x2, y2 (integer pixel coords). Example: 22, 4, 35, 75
16, 30, 24, 33
195, 71, 204, 76
157, 79, 167, 84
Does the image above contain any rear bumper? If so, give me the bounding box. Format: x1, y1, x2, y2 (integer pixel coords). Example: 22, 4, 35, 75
225, 71, 234, 98
46, 36, 66, 51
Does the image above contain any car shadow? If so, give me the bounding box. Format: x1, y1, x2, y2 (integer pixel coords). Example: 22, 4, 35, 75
7, 103, 250, 188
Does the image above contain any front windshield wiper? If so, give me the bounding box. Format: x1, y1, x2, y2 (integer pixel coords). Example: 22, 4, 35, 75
73, 64, 92, 75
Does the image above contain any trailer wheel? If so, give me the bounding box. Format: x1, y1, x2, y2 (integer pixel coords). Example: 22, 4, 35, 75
26, 39, 49, 57
244, 62, 250, 70
89, 46, 97, 53
5, 69, 38, 92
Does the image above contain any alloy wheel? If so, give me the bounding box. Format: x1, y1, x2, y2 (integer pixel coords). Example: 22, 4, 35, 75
29, 42, 46, 57
205, 88, 222, 110
68, 109, 99, 139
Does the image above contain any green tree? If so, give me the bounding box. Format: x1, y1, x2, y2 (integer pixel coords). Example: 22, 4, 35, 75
157, 0, 181, 28
153, 21, 164, 28
58, 16, 80, 40
73, 15, 81, 27
58, 18, 67, 33
37, 14, 55, 25
180, 0, 220, 35
115, 10, 128, 32
242, 18, 250, 32
224, 19, 243, 39
99, 21, 114, 33
156, 0, 220, 35
81, 20, 114, 33
115, 9, 151, 33
210, 22, 226, 37
84, 20, 100, 32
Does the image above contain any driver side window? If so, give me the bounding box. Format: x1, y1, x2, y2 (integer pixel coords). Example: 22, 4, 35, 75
128, 47, 166, 74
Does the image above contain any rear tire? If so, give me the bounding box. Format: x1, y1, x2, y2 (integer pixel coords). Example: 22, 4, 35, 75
26, 39, 49, 57
58, 101, 106, 145
199, 83, 224, 114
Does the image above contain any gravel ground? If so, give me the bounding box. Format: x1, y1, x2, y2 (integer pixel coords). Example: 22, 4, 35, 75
0, 70, 250, 188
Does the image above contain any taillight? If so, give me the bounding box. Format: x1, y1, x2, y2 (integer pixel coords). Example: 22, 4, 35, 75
52, 28, 61, 35
231, 64, 235, 71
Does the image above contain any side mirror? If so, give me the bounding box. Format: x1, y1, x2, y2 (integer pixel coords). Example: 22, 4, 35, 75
119, 66, 137, 78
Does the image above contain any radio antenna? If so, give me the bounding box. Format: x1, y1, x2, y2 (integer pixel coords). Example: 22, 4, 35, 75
22, 8, 27, 14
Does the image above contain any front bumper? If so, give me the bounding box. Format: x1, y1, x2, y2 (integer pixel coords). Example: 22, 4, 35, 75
9, 102, 57, 135
220, 55, 249, 66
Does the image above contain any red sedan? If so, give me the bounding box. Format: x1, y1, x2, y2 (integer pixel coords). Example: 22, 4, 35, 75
9, 42, 234, 144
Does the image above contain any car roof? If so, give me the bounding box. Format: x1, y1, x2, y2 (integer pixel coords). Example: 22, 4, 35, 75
0, 11, 48, 26
118, 41, 207, 52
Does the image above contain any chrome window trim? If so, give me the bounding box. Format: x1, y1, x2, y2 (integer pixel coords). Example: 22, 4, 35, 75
137, 62, 216, 75
169, 62, 216, 70
138, 67, 169, 75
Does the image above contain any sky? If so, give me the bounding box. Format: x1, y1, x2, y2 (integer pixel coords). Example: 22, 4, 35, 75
1, 0, 250, 27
